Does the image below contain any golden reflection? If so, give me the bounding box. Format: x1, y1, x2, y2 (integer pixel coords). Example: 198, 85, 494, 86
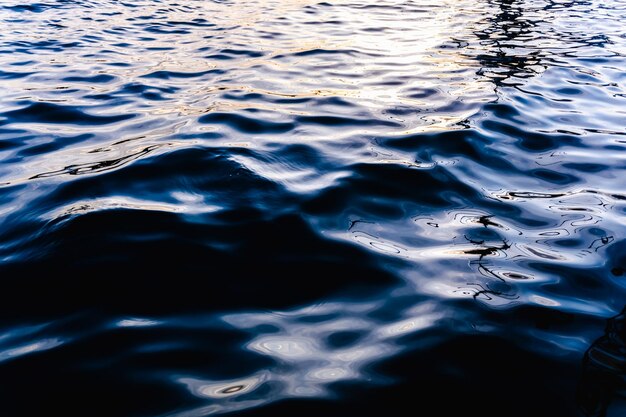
0, 0, 496, 143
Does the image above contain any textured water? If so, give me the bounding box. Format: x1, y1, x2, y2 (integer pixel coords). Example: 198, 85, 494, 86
1, 1, 626, 416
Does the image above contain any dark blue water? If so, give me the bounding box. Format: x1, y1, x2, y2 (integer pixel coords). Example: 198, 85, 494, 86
1, 1, 626, 416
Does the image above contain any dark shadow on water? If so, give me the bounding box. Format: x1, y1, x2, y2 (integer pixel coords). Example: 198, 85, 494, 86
473, 0, 604, 88
578, 306, 626, 417
475, 0, 541, 86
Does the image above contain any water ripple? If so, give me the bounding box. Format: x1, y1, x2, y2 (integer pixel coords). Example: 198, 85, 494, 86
1, 1, 626, 417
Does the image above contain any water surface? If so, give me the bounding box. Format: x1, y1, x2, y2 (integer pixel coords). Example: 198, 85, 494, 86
1, 1, 626, 416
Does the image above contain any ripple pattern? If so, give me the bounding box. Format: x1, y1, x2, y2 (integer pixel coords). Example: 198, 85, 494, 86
1, 1, 626, 417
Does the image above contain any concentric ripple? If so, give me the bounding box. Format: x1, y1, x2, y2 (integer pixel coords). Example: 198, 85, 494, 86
1, 1, 626, 417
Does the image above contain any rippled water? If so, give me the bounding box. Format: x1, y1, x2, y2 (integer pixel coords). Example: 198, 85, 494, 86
1, 1, 626, 416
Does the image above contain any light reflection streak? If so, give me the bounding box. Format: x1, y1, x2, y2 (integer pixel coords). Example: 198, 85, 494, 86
167, 300, 441, 416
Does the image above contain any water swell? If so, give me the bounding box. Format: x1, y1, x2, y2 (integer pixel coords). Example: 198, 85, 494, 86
1, 1, 626, 417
